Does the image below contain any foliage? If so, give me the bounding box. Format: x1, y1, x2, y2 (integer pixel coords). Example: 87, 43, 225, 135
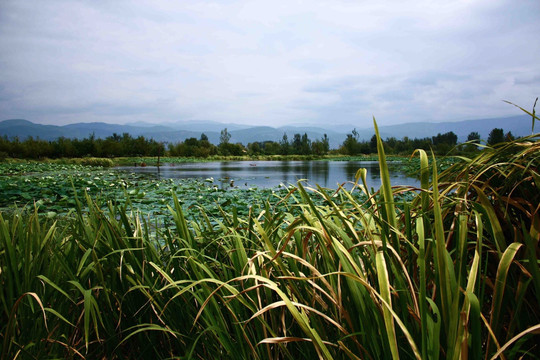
0, 162, 308, 221
0, 133, 165, 160
1, 119, 539, 358
168, 135, 218, 157
220, 127, 232, 145
0, 123, 523, 161
488, 128, 505, 145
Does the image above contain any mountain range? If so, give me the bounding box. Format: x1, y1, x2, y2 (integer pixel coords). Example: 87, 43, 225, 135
0, 115, 534, 149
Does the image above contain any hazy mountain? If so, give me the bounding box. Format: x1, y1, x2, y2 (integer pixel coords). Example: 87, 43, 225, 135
0, 119, 67, 139
375, 115, 533, 141
164, 120, 251, 132
0, 115, 534, 149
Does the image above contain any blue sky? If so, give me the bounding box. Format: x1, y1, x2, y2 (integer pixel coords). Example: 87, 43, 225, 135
0, 0, 539, 127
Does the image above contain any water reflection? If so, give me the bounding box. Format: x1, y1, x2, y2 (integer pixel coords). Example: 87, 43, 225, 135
116, 160, 419, 189
344, 161, 360, 180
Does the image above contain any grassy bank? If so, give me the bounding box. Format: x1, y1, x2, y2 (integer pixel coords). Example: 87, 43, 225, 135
0, 154, 406, 167
112, 154, 402, 166
1, 127, 539, 358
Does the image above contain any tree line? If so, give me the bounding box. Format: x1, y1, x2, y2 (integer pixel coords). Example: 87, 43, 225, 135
0, 127, 516, 160
168, 129, 330, 157
0, 133, 165, 160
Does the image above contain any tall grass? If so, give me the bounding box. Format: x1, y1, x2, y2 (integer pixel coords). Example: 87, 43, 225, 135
1, 121, 539, 359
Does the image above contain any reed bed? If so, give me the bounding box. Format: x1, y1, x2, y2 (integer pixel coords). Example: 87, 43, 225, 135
1, 122, 539, 359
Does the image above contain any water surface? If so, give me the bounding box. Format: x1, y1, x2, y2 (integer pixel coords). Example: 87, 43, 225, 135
117, 160, 419, 189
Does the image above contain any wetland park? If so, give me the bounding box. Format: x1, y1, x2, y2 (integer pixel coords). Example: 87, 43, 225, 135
1, 112, 539, 359
3, 1, 540, 357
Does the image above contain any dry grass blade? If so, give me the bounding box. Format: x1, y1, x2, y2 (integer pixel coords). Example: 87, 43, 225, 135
1, 292, 48, 360
489, 324, 540, 360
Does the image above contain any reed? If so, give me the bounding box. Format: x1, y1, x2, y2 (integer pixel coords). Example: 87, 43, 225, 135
1, 121, 538, 359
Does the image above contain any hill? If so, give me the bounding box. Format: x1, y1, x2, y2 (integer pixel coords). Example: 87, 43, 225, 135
0, 115, 533, 149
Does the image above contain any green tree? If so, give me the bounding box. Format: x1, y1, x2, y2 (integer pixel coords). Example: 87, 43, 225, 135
369, 134, 378, 153
340, 134, 359, 155
432, 131, 458, 154
312, 134, 329, 155
300, 133, 311, 155
467, 131, 480, 142
219, 128, 233, 155
247, 142, 261, 155
505, 131, 515, 142
487, 128, 505, 145
464, 131, 481, 152
341, 129, 361, 155
432, 131, 458, 146
280, 133, 290, 155
220, 128, 231, 145
292, 133, 302, 154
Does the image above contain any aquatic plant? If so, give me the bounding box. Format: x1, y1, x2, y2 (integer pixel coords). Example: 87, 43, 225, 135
1, 119, 538, 359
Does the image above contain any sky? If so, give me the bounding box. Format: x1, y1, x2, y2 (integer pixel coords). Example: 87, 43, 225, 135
0, 0, 539, 128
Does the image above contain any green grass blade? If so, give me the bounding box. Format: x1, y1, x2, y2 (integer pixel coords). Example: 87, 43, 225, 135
373, 117, 398, 249
376, 249, 399, 359
489, 242, 523, 351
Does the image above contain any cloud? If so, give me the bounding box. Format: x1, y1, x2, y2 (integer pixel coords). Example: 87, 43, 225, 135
0, 0, 539, 126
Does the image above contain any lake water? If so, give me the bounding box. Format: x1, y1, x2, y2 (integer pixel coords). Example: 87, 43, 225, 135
117, 160, 419, 189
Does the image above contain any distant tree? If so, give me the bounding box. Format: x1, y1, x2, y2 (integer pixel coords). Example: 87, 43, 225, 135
198, 134, 216, 157
52, 137, 76, 157
467, 131, 481, 142
312, 134, 329, 155
169, 136, 217, 158
340, 129, 363, 155
292, 134, 302, 154
219, 128, 233, 155
322, 134, 329, 153
487, 128, 505, 145
247, 142, 261, 155
263, 141, 281, 155
369, 134, 378, 153
383, 137, 398, 153
432, 131, 458, 155
300, 133, 311, 155
341, 134, 359, 155
220, 128, 231, 145
169, 142, 187, 156
132, 136, 149, 156
280, 133, 290, 155
394, 136, 410, 153
222, 142, 245, 156
464, 131, 481, 152
432, 131, 458, 146
505, 131, 515, 142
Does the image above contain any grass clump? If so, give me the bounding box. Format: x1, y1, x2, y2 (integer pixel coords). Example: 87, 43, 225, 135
68, 157, 115, 167
1, 120, 539, 359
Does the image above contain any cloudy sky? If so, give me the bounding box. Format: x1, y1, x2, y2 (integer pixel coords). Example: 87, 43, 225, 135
0, 0, 538, 128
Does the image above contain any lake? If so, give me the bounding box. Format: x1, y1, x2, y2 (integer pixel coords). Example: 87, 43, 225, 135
117, 160, 419, 190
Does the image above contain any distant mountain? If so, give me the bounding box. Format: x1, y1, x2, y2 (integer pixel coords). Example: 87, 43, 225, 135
0, 119, 68, 139
0, 115, 534, 149
375, 115, 533, 142
164, 120, 251, 132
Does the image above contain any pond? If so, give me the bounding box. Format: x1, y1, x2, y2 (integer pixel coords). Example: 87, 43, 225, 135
117, 160, 420, 190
